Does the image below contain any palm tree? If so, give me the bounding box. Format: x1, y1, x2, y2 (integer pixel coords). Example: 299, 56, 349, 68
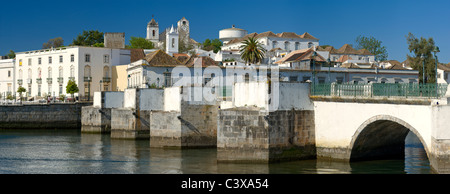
239, 37, 267, 65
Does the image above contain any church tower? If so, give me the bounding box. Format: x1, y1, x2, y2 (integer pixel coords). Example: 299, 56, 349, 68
177, 17, 189, 43
146, 18, 159, 44
166, 25, 179, 56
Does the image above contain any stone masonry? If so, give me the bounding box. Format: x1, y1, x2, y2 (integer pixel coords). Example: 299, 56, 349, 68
149, 102, 218, 148
111, 109, 151, 139
0, 102, 92, 129
217, 107, 315, 163
81, 106, 112, 133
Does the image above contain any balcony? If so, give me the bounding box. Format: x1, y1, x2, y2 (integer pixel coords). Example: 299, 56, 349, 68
84, 76, 92, 82
47, 78, 52, 84
36, 78, 42, 84
57, 77, 64, 84
17, 79, 23, 85
103, 77, 111, 83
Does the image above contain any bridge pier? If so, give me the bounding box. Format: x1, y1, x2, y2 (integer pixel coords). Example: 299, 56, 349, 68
217, 107, 316, 163
430, 105, 450, 173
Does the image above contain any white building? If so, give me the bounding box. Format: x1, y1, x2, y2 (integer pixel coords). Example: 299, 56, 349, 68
219, 29, 320, 65
0, 59, 15, 97
437, 64, 450, 84
317, 44, 376, 66
14, 46, 130, 100
165, 25, 179, 56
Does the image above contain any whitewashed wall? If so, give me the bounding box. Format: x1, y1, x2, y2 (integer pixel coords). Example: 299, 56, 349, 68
164, 87, 181, 111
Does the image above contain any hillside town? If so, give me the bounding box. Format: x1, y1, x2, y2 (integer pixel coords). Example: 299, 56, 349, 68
0, 16, 448, 102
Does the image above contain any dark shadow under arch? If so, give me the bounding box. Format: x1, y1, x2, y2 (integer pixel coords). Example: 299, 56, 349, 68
349, 115, 429, 162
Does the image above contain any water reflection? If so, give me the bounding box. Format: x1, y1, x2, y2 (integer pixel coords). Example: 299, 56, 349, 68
0, 130, 431, 174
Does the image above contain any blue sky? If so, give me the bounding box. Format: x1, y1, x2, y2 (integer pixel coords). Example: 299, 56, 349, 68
1, 0, 449, 63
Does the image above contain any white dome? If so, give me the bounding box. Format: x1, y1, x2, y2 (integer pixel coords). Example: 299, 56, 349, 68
219, 25, 247, 43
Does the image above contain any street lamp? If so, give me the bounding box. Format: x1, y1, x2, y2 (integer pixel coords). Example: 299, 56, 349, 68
87, 77, 91, 101
311, 51, 317, 83
433, 46, 440, 98
421, 54, 425, 85
311, 51, 317, 95
327, 57, 331, 83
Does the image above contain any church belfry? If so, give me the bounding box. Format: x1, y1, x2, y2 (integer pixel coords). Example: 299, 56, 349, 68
177, 17, 189, 43
146, 18, 159, 44
166, 25, 179, 56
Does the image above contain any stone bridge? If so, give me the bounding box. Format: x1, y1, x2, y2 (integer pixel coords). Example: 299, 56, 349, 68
313, 99, 450, 173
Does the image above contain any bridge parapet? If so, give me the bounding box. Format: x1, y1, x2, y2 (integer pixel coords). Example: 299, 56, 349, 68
311, 83, 448, 100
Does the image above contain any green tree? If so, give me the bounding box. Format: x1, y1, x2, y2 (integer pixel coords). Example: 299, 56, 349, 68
355, 35, 388, 61
17, 86, 26, 102
93, 42, 104, 47
6, 50, 15, 59
239, 37, 267, 65
179, 36, 194, 54
43, 37, 64, 49
202, 38, 222, 53
406, 32, 439, 83
66, 80, 79, 102
128, 36, 154, 49
71, 30, 104, 46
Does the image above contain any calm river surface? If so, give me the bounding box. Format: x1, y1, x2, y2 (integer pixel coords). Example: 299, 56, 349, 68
0, 129, 430, 174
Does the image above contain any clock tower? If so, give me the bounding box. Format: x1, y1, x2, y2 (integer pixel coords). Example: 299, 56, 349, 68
177, 17, 189, 43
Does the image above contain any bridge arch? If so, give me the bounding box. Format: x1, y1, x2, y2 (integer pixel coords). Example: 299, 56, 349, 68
349, 115, 429, 162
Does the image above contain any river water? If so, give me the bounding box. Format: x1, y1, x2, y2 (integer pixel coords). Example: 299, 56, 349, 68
0, 129, 430, 174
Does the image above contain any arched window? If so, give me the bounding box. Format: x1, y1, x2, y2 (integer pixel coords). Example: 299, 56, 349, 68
28, 68, 32, 79
84, 65, 91, 77
284, 41, 290, 51
48, 67, 52, 78
152, 30, 155, 37
308, 42, 313, 48
38, 68, 42, 79
295, 42, 300, 50
272, 41, 277, 49
172, 38, 175, 48
244, 73, 250, 83
70, 65, 75, 77
59, 66, 63, 78
103, 66, 110, 77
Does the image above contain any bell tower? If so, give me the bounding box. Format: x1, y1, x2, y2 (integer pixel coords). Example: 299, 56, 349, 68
146, 17, 159, 44
166, 25, 179, 56
177, 17, 189, 43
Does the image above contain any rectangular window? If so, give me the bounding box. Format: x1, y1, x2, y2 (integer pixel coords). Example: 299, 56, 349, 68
163, 72, 172, 87
7, 83, 12, 93
8, 70, 11, 77
59, 85, 63, 95
49, 56, 52, 64
336, 77, 343, 84
19, 59, 23, 66
302, 76, 311, 82
445, 73, 449, 80
38, 57, 42, 65
85, 54, 91, 62
70, 54, 75, 62
28, 58, 32, 66
59, 55, 63, 63
104, 55, 109, 63
289, 76, 298, 82
318, 77, 326, 84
